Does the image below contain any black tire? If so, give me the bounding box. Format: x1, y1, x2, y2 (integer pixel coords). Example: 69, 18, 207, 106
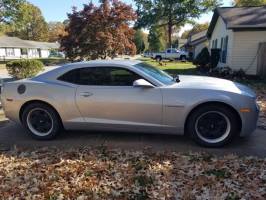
22, 102, 62, 140
186, 104, 240, 147
155, 56, 162, 62
180, 55, 186, 61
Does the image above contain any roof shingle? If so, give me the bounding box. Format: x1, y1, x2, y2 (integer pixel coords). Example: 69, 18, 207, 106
0, 36, 59, 49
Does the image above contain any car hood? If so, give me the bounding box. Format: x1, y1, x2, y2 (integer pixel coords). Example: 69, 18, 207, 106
168, 75, 256, 98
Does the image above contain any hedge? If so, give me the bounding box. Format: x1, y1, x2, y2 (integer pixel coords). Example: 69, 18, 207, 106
6, 59, 44, 79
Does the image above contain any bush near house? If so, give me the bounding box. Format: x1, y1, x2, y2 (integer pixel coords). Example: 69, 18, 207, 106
37, 58, 68, 66
193, 47, 210, 68
6, 59, 44, 79
210, 49, 221, 68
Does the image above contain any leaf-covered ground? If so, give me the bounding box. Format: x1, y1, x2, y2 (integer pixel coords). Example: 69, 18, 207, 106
256, 87, 266, 130
0, 146, 265, 200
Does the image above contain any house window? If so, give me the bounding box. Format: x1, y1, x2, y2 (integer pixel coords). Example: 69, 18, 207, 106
212, 40, 215, 48
21, 48, 27, 55
221, 36, 228, 63
30, 49, 39, 57
220, 38, 224, 62
214, 39, 218, 48
6, 48, 15, 57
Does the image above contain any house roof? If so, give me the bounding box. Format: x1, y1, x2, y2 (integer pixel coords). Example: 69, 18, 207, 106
207, 6, 266, 38
178, 39, 187, 44
185, 30, 208, 47
191, 30, 207, 42
0, 36, 60, 49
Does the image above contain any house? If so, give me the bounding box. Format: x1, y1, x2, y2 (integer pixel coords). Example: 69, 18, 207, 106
185, 30, 208, 59
207, 6, 266, 75
177, 38, 187, 49
0, 36, 60, 60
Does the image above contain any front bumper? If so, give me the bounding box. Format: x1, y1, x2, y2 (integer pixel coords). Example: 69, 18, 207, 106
239, 101, 260, 137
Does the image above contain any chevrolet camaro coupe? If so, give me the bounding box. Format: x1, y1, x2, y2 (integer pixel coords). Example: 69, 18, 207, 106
1, 60, 259, 147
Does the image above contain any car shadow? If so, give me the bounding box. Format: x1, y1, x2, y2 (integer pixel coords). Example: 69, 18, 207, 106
0, 122, 265, 157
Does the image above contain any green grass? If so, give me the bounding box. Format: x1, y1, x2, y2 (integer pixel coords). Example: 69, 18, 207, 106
0, 63, 6, 68
140, 58, 197, 76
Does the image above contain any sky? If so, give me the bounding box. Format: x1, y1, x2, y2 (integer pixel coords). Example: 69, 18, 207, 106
28, 0, 233, 35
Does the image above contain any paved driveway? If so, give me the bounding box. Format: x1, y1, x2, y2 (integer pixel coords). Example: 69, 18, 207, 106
0, 121, 266, 157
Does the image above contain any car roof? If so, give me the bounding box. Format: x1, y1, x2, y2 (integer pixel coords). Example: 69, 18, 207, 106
62, 60, 142, 68
33, 60, 144, 81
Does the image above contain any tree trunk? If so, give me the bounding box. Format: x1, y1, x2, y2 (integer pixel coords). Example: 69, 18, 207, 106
168, 22, 172, 48
168, 4, 173, 48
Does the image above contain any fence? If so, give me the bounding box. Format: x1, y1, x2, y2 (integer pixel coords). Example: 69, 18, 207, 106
257, 42, 266, 78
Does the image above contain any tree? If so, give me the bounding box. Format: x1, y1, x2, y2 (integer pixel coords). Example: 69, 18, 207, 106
48, 21, 67, 42
134, 29, 146, 54
61, 0, 136, 60
234, 0, 266, 6
135, 0, 219, 47
8, 2, 48, 41
181, 22, 209, 39
148, 25, 166, 51
0, 0, 24, 23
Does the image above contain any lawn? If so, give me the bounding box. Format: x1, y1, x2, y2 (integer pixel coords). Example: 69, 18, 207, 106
139, 58, 197, 76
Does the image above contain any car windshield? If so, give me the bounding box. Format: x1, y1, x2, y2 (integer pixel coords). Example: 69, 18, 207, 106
134, 62, 176, 85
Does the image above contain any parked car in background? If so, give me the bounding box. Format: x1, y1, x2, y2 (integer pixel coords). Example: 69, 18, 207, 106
1, 60, 259, 147
152, 48, 189, 61
143, 52, 153, 58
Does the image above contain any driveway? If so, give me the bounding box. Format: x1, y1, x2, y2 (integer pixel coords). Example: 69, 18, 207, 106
0, 121, 266, 157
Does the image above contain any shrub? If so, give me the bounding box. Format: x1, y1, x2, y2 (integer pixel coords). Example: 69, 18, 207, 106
193, 47, 210, 68
37, 58, 68, 66
210, 67, 247, 80
210, 49, 221, 68
6, 59, 44, 79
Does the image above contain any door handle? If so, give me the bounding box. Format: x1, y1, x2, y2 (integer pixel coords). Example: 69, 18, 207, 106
80, 92, 93, 97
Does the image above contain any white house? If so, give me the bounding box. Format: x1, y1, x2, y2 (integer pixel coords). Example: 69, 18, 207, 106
207, 6, 266, 75
0, 36, 60, 60
185, 30, 208, 59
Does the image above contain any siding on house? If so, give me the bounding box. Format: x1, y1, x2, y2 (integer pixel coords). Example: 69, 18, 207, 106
40, 49, 50, 58
194, 42, 208, 59
0, 48, 6, 57
209, 17, 234, 67
231, 31, 266, 75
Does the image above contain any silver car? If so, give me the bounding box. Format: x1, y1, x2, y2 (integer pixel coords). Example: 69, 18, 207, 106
1, 60, 259, 147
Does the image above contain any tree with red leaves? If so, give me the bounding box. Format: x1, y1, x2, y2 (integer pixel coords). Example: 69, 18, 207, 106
60, 0, 137, 60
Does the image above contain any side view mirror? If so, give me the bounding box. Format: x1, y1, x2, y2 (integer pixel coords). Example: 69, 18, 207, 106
133, 79, 154, 88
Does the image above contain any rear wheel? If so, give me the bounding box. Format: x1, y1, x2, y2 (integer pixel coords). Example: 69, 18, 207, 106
187, 104, 240, 147
155, 56, 162, 62
22, 103, 61, 140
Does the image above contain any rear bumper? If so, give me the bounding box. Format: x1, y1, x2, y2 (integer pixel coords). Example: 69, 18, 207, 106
239, 102, 260, 137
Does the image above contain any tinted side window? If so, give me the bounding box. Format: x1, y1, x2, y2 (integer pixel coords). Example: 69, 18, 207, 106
58, 69, 78, 84
58, 67, 142, 86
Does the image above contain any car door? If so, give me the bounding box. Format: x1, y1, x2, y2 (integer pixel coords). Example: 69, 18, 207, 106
167, 49, 177, 59
74, 66, 163, 130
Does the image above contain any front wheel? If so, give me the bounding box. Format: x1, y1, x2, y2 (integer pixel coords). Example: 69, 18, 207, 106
155, 56, 162, 62
22, 103, 62, 140
187, 105, 240, 147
